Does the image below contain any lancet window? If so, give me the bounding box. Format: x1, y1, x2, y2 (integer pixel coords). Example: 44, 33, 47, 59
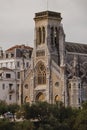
38, 27, 42, 44
51, 27, 54, 45
36, 92, 45, 101
54, 27, 58, 45
42, 27, 45, 43
36, 62, 46, 85
51, 26, 59, 46
37, 26, 45, 46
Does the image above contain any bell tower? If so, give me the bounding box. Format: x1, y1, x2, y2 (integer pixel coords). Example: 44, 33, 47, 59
32, 11, 65, 104
34, 11, 64, 65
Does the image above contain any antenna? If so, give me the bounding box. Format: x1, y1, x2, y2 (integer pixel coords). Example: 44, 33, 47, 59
47, 0, 48, 10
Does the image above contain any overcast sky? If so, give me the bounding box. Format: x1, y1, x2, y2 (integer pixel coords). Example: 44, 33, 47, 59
0, 0, 87, 50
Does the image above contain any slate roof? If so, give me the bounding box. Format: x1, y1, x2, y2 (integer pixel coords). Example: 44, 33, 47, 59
65, 42, 87, 54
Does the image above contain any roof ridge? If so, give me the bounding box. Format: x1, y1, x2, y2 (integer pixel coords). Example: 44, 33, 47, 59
6, 44, 33, 51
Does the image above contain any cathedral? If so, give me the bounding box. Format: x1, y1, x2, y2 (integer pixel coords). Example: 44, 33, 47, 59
22, 10, 87, 108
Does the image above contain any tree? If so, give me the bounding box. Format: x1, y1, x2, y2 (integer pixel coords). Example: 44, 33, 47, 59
82, 101, 87, 110
7, 103, 20, 120
8, 104, 20, 114
0, 119, 14, 130
0, 100, 8, 115
29, 102, 52, 122
74, 109, 87, 130
20, 103, 31, 119
13, 120, 34, 130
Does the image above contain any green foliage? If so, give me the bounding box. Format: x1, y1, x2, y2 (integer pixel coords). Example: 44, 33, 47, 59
8, 104, 20, 114
0, 101, 87, 130
30, 102, 51, 122
13, 120, 34, 130
0, 119, 14, 130
82, 101, 87, 109
0, 119, 34, 130
74, 109, 87, 130
0, 100, 20, 117
21, 103, 31, 119
0, 100, 8, 115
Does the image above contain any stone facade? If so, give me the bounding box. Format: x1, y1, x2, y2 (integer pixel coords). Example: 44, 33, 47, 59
22, 11, 87, 108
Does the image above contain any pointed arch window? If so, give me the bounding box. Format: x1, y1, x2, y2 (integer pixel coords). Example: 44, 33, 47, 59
39, 27, 42, 44
51, 27, 54, 45
37, 62, 46, 85
54, 27, 58, 45
25, 96, 30, 103
42, 27, 45, 43
55, 95, 60, 102
36, 92, 45, 101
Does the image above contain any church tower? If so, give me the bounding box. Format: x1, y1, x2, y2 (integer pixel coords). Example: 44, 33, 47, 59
30, 10, 66, 104
23, 11, 66, 105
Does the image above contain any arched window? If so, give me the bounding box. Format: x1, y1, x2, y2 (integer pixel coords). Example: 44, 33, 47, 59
51, 27, 54, 45
36, 62, 46, 85
55, 95, 60, 102
36, 92, 45, 101
42, 27, 45, 43
54, 27, 58, 45
50, 27, 59, 47
39, 27, 42, 44
25, 96, 30, 103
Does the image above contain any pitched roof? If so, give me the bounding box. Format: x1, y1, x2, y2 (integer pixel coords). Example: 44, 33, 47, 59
0, 67, 13, 71
65, 42, 87, 54
6, 44, 33, 52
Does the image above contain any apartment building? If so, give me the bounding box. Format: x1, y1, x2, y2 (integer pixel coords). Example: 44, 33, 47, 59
0, 44, 33, 104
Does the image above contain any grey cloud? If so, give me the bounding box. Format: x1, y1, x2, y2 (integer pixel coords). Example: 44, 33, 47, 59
0, 0, 87, 50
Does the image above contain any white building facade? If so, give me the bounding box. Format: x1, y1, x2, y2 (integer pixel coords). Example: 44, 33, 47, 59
0, 45, 33, 104
0, 67, 17, 104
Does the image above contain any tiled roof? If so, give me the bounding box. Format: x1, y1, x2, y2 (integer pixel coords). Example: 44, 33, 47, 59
65, 42, 87, 54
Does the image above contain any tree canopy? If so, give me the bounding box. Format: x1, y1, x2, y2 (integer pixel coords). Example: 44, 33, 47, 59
0, 101, 87, 130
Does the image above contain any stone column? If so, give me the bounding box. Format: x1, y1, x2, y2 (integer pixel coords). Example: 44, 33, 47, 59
46, 74, 50, 103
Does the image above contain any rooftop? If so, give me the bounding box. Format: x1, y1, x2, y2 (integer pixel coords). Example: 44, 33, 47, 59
34, 10, 62, 20
0, 67, 13, 71
6, 44, 33, 52
65, 42, 87, 54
